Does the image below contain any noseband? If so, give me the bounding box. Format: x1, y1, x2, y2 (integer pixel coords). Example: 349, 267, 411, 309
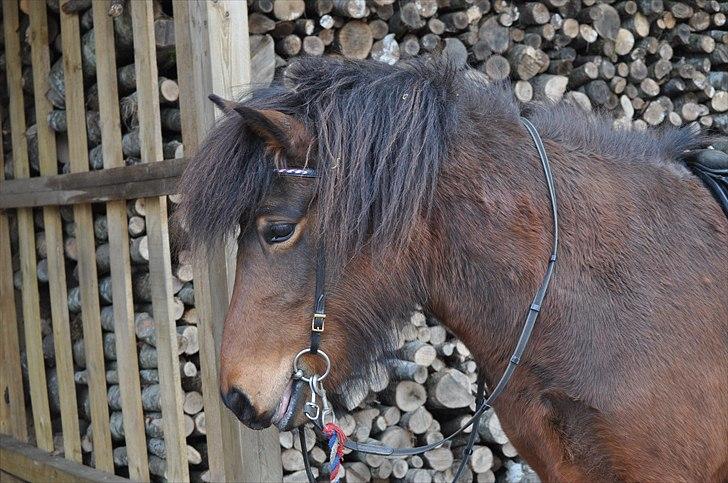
274, 117, 559, 482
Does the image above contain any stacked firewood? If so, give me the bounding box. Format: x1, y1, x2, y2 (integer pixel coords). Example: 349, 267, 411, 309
11, 205, 207, 482
2, 0, 182, 179
3, 0, 727, 482
249, 0, 727, 133
4, 0, 201, 480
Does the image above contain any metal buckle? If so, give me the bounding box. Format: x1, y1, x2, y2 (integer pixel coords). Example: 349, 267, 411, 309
311, 313, 326, 332
292, 348, 331, 382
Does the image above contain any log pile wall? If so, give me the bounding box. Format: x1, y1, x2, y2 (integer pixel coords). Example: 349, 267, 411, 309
249, 0, 727, 132
2, 0, 726, 482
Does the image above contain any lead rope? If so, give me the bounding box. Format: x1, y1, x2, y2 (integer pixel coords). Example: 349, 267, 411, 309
294, 117, 558, 482
323, 423, 346, 482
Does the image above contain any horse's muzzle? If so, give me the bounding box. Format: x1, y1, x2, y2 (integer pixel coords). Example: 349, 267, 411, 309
221, 387, 269, 429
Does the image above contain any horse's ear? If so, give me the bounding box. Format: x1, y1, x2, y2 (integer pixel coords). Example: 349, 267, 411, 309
209, 94, 239, 113
208, 94, 311, 161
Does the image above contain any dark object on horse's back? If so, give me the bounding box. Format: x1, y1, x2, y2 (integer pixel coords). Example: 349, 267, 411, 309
682, 148, 728, 218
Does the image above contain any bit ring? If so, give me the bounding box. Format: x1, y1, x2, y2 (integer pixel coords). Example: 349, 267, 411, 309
293, 348, 331, 382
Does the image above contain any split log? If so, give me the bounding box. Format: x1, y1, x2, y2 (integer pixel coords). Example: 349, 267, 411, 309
532, 74, 568, 101
389, 359, 428, 384
183, 391, 204, 415
352, 408, 379, 441
427, 369, 473, 409
337, 21, 373, 59
343, 462, 371, 482
192, 411, 206, 437
400, 341, 437, 366
129, 235, 148, 263
379, 425, 413, 450
400, 406, 434, 435
424, 447, 454, 472
478, 412, 509, 445
508, 44, 547, 80
382, 380, 427, 412
146, 437, 202, 465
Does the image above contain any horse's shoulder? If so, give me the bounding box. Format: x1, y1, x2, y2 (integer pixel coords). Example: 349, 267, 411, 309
539, 389, 622, 481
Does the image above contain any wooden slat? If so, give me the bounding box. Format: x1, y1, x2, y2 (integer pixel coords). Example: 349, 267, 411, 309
28, 3, 85, 464
0, 469, 25, 483
0, 157, 187, 209
92, 2, 150, 480
0, 434, 129, 483
28, 0, 85, 464
56, 0, 114, 471
174, 2, 283, 481
4, 0, 53, 451
130, 2, 189, 481
0, 110, 29, 443
173, 4, 240, 482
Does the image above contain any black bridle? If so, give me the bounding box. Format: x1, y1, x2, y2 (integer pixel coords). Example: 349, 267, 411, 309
275, 117, 559, 482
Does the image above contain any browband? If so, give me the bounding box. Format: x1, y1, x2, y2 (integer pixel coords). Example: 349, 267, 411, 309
274, 167, 317, 178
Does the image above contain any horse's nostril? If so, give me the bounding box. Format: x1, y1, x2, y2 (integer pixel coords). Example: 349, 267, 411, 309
222, 387, 264, 427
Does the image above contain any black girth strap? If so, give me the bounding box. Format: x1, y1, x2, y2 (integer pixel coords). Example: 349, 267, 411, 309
298, 117, 559, 482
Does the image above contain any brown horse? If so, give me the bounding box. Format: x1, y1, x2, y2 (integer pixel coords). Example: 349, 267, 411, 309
176, 57, 728, 482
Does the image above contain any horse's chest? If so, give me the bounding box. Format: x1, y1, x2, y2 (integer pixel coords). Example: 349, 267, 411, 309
496, 389, 620, 482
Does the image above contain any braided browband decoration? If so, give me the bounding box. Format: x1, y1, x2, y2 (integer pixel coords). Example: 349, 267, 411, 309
274, 167, 317, 178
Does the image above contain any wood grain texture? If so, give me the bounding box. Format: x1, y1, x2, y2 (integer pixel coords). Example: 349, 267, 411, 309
0, 435, 129, 483
4, 0, 53, 451
32, 0, 82, 463
92, 2, 150, 479
0, 115, 28, 443
0, 158, 187, 209
130, 1, 189, 480
173, 1, 282, 480
173, 2, 240, 481
58, 0, 113, 472
0, 470, 25, 483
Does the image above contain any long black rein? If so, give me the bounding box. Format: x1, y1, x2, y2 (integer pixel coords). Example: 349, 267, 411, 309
294, 117, 559, 482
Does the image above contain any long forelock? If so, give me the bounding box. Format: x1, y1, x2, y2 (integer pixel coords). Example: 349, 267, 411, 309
288, 57, 461, 272
175, 57, 462, 267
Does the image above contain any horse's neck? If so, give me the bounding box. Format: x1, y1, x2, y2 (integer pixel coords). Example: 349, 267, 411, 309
424, 160, 556, 385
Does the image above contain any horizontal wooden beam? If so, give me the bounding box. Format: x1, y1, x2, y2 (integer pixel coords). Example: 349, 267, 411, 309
0, 434, 129, 482
0, 158, 188, 209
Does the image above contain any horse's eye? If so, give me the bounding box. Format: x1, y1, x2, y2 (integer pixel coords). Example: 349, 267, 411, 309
264, 223, 296, 244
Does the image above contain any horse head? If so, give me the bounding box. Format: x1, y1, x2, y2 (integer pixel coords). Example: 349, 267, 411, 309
176, 57, 460, 430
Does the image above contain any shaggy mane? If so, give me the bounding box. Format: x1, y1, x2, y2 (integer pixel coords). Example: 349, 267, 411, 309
526, 102, 702, 166
175, 57, 459, 266
175, 56, 701, 266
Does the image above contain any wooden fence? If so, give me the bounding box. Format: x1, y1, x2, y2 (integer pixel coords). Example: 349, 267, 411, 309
0, 1, 282, 481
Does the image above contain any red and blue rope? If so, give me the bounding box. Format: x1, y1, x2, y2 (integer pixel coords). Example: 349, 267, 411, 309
323, 422, 346, 482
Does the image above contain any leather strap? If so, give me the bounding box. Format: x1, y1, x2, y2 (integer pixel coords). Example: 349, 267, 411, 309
297, 117, 559, 482
300, 427, 318, 482
310, 246, 326, 354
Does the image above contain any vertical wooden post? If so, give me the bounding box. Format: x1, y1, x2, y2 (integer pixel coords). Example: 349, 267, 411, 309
91, 2, 150, 480
3, 0, 52, 452
130, 2, 189, 481
0, 112, 29, 443
56, 0, 114, 471
174, 1, 282, 481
